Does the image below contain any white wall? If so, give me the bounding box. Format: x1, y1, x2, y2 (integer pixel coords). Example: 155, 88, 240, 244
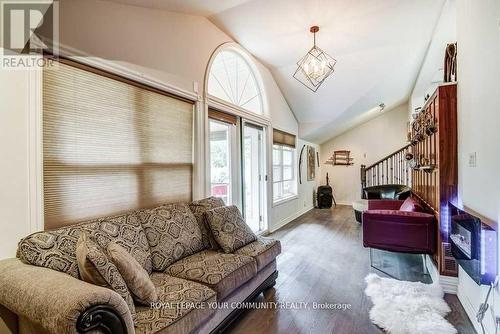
319, 104, 408, 205
407, 0, 500, 331
409, 0, 456, 119
270, 139, 319, 232
0, 70, 33, 258
455, 1, 500, 333
0, 0, 302, 258
57, 0, 229, 94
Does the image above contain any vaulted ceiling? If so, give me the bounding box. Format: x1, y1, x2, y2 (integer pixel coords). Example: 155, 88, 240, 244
109, 0, 445, 143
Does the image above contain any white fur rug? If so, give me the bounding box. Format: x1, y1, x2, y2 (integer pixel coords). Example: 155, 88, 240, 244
364, 274, 457, 334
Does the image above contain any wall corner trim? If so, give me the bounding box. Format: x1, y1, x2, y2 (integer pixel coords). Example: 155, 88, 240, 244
28, 63, 44, 233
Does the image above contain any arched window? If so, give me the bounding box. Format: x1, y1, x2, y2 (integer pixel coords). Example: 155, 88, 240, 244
208, 49, 263, 114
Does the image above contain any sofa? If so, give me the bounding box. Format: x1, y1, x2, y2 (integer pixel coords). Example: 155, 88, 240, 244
0, 197, 281, 334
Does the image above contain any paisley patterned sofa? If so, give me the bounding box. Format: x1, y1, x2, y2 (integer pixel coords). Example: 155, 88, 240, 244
0, 197, 281, 334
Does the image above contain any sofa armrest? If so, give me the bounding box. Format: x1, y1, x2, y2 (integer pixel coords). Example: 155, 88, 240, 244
0, 258, 134, 334
362, 210, 436, 253
367, 200, 404, 210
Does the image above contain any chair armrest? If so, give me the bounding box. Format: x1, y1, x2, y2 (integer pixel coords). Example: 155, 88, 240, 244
362, 210, 436, 253
0, 258, 134, 334
367, 200, 404, 210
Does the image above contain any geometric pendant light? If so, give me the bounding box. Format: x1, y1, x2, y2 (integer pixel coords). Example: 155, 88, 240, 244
293, 26, 337, 92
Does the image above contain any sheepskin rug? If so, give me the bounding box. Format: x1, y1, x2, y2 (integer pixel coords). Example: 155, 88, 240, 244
364, 274, 456, 334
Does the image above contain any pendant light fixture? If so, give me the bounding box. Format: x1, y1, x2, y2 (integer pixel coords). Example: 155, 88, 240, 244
293, 26, 336, 92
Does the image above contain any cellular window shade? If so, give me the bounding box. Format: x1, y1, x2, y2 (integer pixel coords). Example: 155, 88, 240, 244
208, 108, 237, 125
43, 62, 194, 229
273, 129, 296, 148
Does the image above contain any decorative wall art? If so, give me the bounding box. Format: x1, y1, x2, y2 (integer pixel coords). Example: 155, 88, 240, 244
307, 145, 316, 181
298, 145, 306, 184
326, 150, 354, 166
444, 43, 457, 82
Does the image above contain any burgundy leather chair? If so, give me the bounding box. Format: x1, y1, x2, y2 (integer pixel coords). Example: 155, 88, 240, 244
363, 199, 436, 254
362, 198, 436, 278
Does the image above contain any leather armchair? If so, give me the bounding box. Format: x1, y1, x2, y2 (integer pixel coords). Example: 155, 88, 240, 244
362, 184, 411, 200
362, 200, 436, 254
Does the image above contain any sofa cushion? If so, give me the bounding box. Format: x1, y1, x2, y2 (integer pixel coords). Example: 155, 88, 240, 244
234, 237, 281, 271
76, 233, 136, 319
17, 211, 152, 278
107, 242, 158, 305
205, 205, 257, 253
141, 203, 205, 272
135, 273, 216, 334
166, 250, 257, 299
188, 197, 225, 250
76, 233, 106, 286
91, 213, 153, 274
399, 197, 424, 212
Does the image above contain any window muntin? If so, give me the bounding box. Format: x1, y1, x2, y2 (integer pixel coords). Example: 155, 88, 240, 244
273, 144, 297, 203
208, 49, 263, 114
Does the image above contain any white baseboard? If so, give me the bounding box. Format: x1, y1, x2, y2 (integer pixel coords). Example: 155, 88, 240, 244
269, 206, 313, 233
425, 255, 458, 294
440, 275, 459, 294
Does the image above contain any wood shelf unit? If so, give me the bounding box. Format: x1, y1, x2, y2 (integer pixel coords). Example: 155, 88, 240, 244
410, 83, 458, 276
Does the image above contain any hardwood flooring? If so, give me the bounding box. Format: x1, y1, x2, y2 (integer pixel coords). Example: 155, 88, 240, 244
225, 205, 476, 334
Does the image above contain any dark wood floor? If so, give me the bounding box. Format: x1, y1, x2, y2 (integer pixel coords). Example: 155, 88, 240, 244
225, 205, 476, 334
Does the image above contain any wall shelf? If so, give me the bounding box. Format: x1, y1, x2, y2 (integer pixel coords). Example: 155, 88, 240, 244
411, 83, 458, 277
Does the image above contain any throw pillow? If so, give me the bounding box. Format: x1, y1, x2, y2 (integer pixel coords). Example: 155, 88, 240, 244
188, 197, 226, 249
400, 197, 424, 212
205, 205, 257, 253
76, 233, 136, 318
141, 203, 205, 271
107, 242, 158, 305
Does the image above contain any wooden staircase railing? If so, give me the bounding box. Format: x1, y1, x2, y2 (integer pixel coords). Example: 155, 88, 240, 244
360, 144, 412, 191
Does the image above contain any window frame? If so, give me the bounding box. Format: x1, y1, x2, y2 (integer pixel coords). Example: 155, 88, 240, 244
272, 144, 298, 205
208, 118, 234, 205
207, 49, 263, 115
206, 43, 268, 120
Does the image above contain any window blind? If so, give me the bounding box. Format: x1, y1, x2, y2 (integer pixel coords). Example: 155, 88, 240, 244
43, 61, 194, 229
273, 129, 296, 148
208, 108, 237, 125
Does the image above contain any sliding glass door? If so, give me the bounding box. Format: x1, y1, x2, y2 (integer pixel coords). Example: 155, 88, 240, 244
208, 113, 268, 233
242, 122, 266, 233
209, 119, 234, 205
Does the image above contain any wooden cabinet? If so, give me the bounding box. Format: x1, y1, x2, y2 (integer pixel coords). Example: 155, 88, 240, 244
410, 83, 458, 276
